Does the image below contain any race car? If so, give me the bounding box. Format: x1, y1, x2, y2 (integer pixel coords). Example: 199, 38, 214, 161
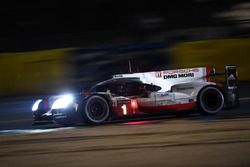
32, 65, 239, 125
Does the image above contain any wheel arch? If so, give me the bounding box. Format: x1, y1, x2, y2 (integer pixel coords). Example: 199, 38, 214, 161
196, 84, 225, 101
171, 82, 220, 97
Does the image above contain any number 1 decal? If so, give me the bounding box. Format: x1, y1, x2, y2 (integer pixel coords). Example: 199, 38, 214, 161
121, 104, 127, 115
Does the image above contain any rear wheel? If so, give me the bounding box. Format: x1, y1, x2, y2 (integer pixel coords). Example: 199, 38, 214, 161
81, 95, 110, 124
198, 86, 224, 115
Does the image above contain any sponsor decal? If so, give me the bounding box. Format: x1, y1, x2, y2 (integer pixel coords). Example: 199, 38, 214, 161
178, 73, 194, 78
225, 66, 237, 87
162, 68, 199, 75
155, 71, 162, 78
164, 73, 194, 79
164, 74, 177, 79
228, 74, 236, 80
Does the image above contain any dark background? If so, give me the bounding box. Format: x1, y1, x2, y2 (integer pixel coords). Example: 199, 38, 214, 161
0, 0, 249, 52
0, 0, 249, 96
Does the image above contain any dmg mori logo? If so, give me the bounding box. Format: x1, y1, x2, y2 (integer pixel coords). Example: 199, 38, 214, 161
155, 72, 162, 78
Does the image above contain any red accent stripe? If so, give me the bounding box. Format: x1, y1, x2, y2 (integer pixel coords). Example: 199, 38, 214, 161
138, 102, 197, 112
206, 67, 213, 82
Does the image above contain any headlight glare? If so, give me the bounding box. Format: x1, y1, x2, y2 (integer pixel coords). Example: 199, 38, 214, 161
32, 99, 42, 111
51, 95, 73, 109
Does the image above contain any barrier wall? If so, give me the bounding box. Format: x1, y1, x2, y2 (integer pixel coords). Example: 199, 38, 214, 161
170, 38, 250, 81
0, 49, 71, 97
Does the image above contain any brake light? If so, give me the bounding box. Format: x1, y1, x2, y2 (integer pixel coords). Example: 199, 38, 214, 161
131, 99, 138, 109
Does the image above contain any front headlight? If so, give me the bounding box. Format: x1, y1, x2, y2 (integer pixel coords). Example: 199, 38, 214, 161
51, 95, 74, 109
32, 99, 42, 111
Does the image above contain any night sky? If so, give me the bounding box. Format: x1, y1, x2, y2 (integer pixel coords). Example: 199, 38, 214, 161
0, 0, 248, 51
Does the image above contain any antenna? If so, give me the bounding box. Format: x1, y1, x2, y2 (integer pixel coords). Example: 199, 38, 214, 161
128, 59, 132, 73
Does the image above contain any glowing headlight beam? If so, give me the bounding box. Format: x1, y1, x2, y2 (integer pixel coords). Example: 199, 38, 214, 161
51, 95, 74, 110
32, 99, 42, 111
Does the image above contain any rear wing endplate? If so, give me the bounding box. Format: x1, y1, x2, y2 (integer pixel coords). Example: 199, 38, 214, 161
224, 65, 239, 108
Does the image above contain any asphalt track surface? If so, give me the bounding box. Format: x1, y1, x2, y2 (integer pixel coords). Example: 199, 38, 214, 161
0, 84, 250, 167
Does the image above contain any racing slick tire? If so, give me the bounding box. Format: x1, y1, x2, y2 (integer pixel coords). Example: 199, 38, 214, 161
197, 86, 224, 115
81, 95, 110, 124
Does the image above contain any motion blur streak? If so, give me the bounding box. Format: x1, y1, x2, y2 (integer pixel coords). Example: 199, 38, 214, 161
1, 117, 250, 167
123, 120, 161, 125
0, 127, 74, 135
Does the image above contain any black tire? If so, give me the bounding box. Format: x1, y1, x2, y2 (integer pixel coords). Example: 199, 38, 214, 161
197, 86, 224, 115
81, 95, 110, 124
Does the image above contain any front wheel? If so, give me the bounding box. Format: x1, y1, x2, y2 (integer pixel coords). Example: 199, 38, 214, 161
81, 95, 110, 124
197, 86, 224, 115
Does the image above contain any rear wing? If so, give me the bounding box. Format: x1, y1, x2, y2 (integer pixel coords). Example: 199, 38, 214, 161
210, 65, 238, 86
225, 65, 238, 88
213, 65, 239, 108
224, 65, 239, 108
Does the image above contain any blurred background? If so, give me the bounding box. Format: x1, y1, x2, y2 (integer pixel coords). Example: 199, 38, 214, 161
0, 0, 250, 98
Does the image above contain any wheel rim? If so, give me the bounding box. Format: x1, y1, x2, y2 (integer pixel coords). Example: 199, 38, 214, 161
85, 96, 109, 123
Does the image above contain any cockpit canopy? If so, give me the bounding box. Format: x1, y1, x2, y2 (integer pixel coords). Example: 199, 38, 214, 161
90, 77, 161, 97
